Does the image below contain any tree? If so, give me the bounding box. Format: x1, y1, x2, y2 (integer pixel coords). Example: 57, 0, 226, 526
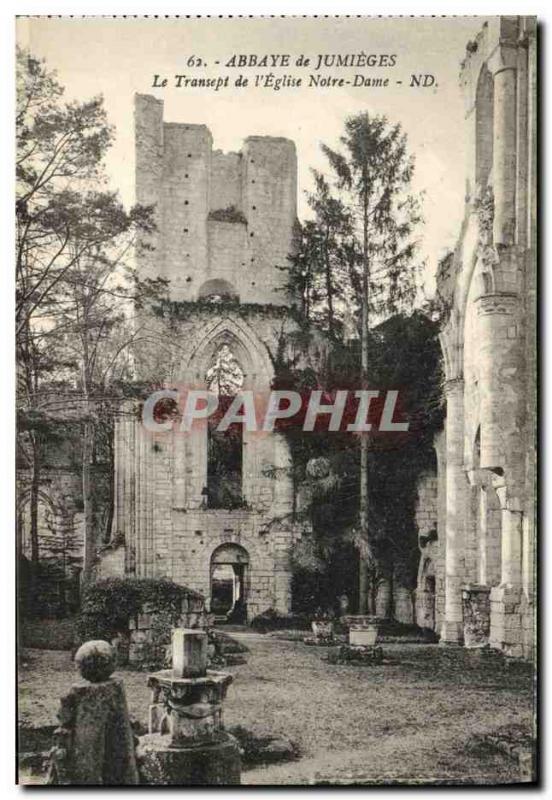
305, 172, 353, 337
16, 48, 114, 591
49, 205, 158, 582
287, 113, 424, 612
16, 48, 163, 589
319, 113, 424, 612
269, 313, 443, 617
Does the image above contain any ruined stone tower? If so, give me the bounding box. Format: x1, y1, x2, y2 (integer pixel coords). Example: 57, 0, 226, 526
134, 93, 297, 305
101, 95, 301, 621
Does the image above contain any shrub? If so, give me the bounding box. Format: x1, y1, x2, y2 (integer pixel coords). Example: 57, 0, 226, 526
76, 577, 203, 645
250, 608, 311, 633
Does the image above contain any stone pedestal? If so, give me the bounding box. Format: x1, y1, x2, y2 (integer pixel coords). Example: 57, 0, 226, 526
304, 620, 335, 647
490, 585, 523, 658
137, 628, 241, 785
344, 615, 380, 647
462, 584, 491, 648
146, 669, 233, 747
47, 641, 139, 786
137, 734, 240, 786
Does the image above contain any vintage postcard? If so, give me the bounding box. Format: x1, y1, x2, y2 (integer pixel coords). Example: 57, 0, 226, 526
16, 15, 537, 786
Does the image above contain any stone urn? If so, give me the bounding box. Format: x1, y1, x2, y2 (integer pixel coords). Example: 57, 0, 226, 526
343, 615, 381, 647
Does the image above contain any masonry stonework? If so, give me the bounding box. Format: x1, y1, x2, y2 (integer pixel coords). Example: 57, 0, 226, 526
99, 96, 303, 620
416, 17, 537, 658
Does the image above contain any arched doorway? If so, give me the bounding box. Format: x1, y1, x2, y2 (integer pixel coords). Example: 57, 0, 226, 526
210, 544, 249, 623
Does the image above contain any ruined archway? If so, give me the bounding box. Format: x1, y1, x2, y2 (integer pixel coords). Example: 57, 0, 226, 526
210, 543, 250, 623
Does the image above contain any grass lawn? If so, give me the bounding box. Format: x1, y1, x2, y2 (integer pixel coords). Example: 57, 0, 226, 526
18, 632, 535, 785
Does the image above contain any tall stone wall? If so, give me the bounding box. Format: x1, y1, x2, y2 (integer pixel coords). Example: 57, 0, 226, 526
438, 16, 536, 657
134, 94, 297, 305
105, 296, 303, 618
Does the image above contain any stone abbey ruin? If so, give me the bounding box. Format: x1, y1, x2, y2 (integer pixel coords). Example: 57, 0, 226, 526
19, 16, 536, 659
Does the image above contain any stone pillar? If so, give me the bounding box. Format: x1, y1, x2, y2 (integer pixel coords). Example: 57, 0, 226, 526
393, 585, 414, 625
489, 45, 518, 246
441, 378, 466, 644
500, 506, 523, 588
375, 577, 392, 619
47, 642, 139, 785
490, 486, 524, 657
466, 468, 493, 587
478, 486, 489, 585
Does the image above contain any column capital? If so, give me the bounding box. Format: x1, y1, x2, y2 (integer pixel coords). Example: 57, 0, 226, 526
444, 376, 464, 395
475, 292, 518, 316
487, 42, 518, 76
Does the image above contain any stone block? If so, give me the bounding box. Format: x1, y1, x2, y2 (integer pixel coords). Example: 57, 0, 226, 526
136, 733, 241, 785
349, 628, 378, 647
172, 629, 207, 678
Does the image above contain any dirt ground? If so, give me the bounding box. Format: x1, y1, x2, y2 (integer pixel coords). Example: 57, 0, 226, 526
18, 632, 535, 785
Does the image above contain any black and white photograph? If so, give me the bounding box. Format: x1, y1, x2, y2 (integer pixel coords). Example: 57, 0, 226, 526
13, 13, 537, 787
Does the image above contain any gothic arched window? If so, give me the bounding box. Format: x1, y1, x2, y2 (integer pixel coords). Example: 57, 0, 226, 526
205, 343, 245, 509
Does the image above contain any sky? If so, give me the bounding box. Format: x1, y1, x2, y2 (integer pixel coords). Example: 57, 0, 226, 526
17, 15, 492, 296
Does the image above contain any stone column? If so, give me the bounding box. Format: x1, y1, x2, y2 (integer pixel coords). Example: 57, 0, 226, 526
375, 577, 392, 619
478, 485, 489, 585
489, 44, 518, 246
490, 484, 524, 657
441, 378, 466, 644
498, 498, 523, 589
466, 468, 493, 586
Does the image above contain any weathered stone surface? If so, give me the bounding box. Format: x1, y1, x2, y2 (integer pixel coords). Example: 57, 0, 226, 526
462, 585, 491, 648
172, 629, 207, 678
74, 640, 116, 683
349, 628, 377, 647
147, 669, 232, 747
99, 96, 304, 624
138, 628, 240, 785
344, 616, 380, 647
415, 17, 536, 659
47, 677, 138, 785
136, 732, 241, 785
